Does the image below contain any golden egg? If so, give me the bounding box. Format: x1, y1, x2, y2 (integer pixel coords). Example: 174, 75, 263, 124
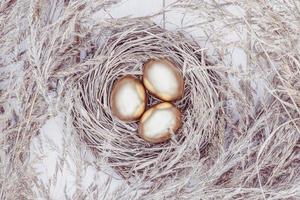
110, 75, 146, 122
143, 58, 184, 101
138, 102, 182, 143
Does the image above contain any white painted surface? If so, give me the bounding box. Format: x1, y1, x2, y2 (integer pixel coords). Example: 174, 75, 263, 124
109, 0, 164, 25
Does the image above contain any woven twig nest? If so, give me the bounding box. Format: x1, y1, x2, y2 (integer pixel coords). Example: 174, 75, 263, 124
72, 21, 226, 182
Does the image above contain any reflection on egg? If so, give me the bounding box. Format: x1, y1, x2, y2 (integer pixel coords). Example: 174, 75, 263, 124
138, 102, 182, 143
110, 75, 146, 122
143, 58, 184, 101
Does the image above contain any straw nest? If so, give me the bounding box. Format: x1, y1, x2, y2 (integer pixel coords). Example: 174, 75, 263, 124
71, 21, 226, 182
1, 0, 299, 199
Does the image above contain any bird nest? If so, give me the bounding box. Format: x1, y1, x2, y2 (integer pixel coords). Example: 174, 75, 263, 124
71, 21, 226, 181
1, 1, 300, 199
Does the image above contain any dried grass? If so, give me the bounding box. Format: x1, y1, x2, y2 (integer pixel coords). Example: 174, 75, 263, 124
71, 21, 226, 183
0, 0, 299, 199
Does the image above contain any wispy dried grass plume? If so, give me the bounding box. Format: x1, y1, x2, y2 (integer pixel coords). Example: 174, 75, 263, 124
0, 0, 299, 199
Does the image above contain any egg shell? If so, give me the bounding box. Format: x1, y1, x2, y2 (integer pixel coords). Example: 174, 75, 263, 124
110, 75, 146, 122
143, 58, 184, 101
138, 102, 182, 143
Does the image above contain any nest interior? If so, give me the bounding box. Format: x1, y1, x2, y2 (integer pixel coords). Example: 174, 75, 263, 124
72, 21, 226, 181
